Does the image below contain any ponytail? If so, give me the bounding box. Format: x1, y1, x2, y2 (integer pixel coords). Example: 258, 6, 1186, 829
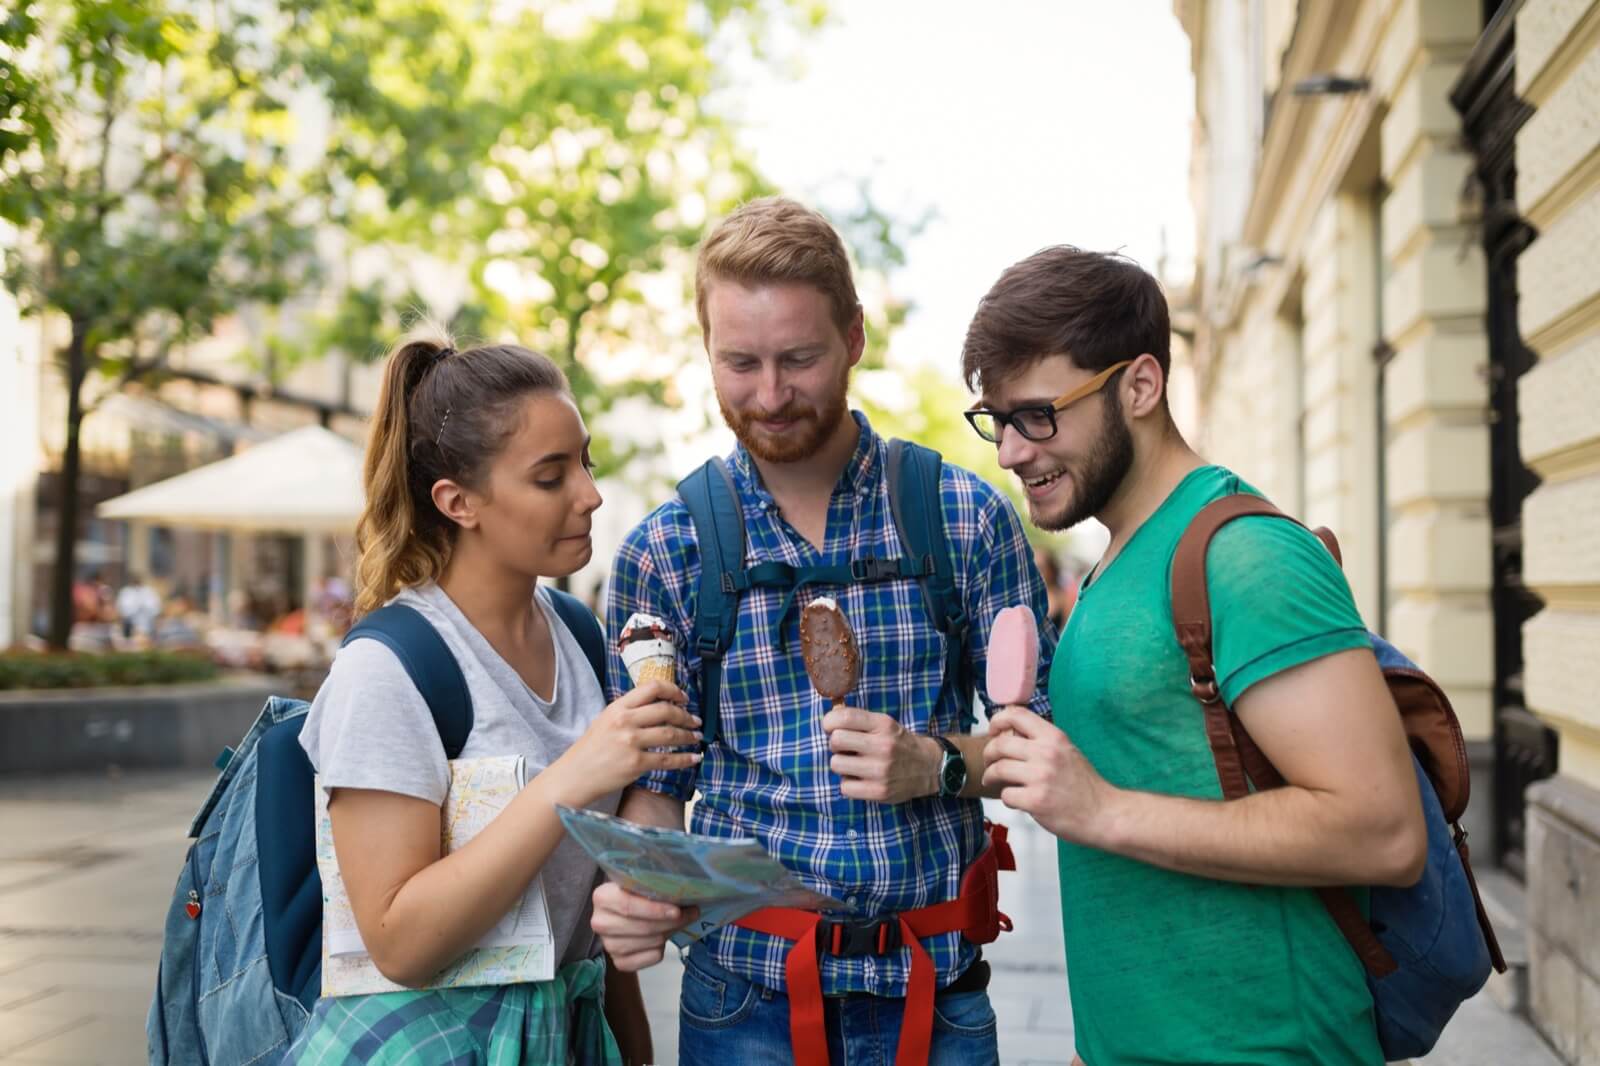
353, 320, 571, 616
354, 322, 456, 615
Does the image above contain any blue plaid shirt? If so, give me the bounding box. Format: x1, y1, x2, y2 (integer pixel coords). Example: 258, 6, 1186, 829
604, 412, 1055, 997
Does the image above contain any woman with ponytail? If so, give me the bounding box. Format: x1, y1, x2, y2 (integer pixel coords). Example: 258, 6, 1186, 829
288, 324, 697, 1065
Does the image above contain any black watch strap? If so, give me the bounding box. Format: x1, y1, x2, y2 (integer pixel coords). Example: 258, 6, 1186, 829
933, 735, 966, 797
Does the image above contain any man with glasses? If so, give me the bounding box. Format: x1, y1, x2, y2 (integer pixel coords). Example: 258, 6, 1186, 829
961, 246, 1424, 1066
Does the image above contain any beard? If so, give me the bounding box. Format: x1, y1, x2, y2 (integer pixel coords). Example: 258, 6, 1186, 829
718, 361, 851, 464
1031, 390, 1135, 532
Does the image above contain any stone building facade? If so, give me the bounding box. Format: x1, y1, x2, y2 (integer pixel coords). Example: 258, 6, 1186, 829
1176, 0, 1598, 1060
1505, 3, 1600, 1062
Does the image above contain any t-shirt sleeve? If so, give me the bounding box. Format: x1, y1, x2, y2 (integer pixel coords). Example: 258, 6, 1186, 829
299, 637, 451, 804
1206, 516, 1373, 706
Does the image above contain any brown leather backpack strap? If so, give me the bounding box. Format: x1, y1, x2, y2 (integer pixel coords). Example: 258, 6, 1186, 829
1314, 887, 1399, 977
1170, 495, 1291, 800
1172, 496, 1402, 979
1231, 722, 1284, 790
1456, 828, 1509, 973
1312, 526, 1343, 567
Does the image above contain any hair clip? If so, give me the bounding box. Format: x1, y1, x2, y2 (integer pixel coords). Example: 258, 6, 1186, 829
435, 406, 452, 446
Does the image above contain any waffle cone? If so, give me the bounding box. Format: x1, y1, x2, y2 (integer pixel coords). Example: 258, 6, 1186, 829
629, 657, 676, 687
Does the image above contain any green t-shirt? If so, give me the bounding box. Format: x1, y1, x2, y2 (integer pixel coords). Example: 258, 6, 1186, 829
1051, 466, 1382, 1066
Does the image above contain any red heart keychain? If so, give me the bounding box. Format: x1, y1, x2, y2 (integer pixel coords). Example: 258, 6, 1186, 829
185, 890, 202, 920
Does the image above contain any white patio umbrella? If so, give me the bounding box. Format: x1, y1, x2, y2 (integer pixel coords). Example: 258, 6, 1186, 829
98, 424, 365, 533
98, 425, 366, 618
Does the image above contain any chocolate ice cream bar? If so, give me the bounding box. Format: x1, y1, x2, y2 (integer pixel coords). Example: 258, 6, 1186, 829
800, 596, 860, 705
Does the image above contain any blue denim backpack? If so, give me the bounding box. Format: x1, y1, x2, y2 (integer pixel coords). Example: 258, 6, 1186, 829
146, 591, 605, 1066
1170, 495, 1506, 1060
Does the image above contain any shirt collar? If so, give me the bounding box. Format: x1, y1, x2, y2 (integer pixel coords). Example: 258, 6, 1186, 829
729, 410, 882, 506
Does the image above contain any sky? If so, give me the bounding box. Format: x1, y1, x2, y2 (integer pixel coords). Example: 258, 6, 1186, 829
582, 0, 1201, 587
728, 0, 1197, 374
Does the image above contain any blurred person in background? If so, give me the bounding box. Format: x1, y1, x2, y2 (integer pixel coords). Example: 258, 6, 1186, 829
154, 592, 203, 648
116, 573, 162, 642
1033, 547, 1078, 629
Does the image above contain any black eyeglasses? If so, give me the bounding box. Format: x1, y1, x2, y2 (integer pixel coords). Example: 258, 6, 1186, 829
964, 360, 1133, 443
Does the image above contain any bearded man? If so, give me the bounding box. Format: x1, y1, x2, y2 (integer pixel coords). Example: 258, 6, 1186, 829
965, 246, 1425, 1066
590, 197, 1055, 1066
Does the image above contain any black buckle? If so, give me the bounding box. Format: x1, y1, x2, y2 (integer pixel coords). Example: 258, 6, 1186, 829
944, 610, 969, 641
850, 557, 895, 582
696, 634, 724, 660
817, 915, 900, 958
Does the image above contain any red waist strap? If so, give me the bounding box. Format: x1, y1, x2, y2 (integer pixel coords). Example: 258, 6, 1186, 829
733, 823, 1014, 1066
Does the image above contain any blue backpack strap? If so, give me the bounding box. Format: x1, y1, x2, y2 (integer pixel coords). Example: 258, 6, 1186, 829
256, 603, 476, 1013
254, 710, 325, 1012
545, 587, 607, 690
677, 457, 748, 747
342, 603, 473, 757
885, 439, 973, 723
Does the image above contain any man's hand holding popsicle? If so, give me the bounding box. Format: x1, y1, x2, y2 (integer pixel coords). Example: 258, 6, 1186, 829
983, 603, 1117, 842
804, 597, 952, 804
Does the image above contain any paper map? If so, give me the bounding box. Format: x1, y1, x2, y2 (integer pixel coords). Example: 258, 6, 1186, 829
554, 804, 848, 946
316, 755, 554, 996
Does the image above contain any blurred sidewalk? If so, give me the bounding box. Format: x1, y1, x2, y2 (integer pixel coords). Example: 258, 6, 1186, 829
0, 769, 1558, 1065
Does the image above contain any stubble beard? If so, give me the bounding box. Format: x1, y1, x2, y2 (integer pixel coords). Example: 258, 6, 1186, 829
1032, 391, 1135, 532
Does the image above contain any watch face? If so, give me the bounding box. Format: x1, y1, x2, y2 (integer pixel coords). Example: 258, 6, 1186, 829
941, 751, 968, 796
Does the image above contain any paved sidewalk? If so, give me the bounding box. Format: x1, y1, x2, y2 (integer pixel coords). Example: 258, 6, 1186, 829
0, 770, 1076, 1065
0, 768, 1561, 1065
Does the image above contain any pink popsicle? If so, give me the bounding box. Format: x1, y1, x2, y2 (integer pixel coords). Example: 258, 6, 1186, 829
985, 605, 1039, 706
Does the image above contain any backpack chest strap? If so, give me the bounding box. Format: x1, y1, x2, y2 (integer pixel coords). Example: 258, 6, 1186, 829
678, 443, 970, 747
742, 557, 931, 650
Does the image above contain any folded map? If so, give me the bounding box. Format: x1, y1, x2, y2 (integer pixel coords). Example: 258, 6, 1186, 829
316, 755, 554, 996
554, 804, 849, 946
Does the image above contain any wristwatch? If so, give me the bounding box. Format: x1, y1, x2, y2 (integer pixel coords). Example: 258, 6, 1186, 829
932, 736, 967, 798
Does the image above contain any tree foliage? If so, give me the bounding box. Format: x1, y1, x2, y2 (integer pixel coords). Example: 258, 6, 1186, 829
3, 0, 314, 360
3, 0, 914, 644
3, 0, 319, 647
275, 0, 834, 480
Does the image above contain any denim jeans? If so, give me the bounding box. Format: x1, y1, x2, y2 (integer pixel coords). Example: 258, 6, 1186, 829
677, 945, 1000, 1066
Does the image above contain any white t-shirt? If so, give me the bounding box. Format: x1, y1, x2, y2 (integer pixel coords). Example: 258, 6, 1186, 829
300, 582, 619, 968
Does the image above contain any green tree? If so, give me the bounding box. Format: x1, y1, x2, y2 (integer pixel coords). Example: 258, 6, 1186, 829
7, 0, 899, 643
3, 0, 316, 648
279, 0, 829, 480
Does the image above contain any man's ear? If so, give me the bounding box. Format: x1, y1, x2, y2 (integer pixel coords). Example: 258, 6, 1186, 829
845, 306, 866, 367
1124, 353, 1167, 420
431, 479, 478, 531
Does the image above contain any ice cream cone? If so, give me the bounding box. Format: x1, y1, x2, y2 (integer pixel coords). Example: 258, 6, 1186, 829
619, 612, 677, 689
628, 655, 676, 687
